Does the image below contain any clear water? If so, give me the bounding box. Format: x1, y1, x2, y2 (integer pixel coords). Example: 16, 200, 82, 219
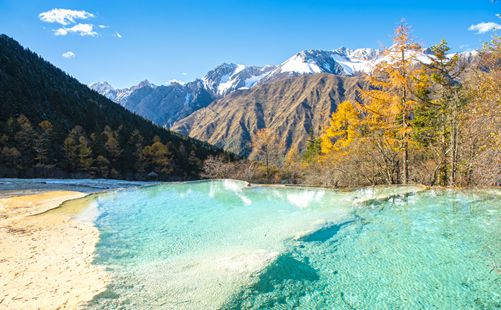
86, 180, 501, 309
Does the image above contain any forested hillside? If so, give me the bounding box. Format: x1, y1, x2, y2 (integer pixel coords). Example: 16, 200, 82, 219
0, 35, 229, 180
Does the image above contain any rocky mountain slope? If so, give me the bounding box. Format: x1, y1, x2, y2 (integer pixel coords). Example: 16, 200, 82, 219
172, 74, 365, 156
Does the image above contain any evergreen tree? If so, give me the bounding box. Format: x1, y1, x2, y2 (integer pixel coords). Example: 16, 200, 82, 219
34, 120, 54, 167
78, 135, 93, 173
103, 126, 122, 166
5, 117, 17, 139
1, 146, 21, 167
187, 150, 202, 176
127, 129, 145, 173
95, 155, 110, 178
90, 131, 106, 159
419, 39, 464, 185
63, 126, 85, 172
302, 128, 321, 162
143, 136, 173, 176
14, 115, 36, 167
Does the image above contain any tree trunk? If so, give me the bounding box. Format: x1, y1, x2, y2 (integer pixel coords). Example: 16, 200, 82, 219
400, 47, 409, 185
450, 113, 458, 186
265, 148, 270, 183
440, 122, 448, 186
402, 139, 408, 184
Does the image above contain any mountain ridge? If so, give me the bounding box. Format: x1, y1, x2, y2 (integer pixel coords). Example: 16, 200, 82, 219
90, 47, 476, 129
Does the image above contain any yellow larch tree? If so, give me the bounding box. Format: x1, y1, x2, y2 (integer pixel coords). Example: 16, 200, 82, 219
320, 100, 361, 155
361, 22, 426, 184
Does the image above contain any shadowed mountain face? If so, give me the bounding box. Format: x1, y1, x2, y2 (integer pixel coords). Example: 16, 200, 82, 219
120, 80, 214, 128
172, 74, 365, 157
0, 34, 225, 179
89, 80, 214, 128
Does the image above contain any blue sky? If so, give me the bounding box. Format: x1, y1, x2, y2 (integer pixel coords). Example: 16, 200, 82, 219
1, 0, 499, 88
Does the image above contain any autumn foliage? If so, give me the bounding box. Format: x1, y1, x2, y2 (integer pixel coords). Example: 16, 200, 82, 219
301, 26, 500, 187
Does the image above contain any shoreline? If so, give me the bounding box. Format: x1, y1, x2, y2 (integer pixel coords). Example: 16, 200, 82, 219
0, 191, 109, 309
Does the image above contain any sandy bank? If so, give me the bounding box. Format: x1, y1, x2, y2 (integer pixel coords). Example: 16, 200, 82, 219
0, 191, 108, 309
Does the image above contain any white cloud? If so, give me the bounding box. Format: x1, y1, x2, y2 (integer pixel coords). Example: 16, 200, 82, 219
39, 8, 94, 26
54, 23, 97, 37
114, 32, 123, 39
169, 79, 185, 85
496, 13, 501, 19
62, 51, 76, 59
98, 25, 109, 29
181, 72, 188, 76
468, 22, 501, 34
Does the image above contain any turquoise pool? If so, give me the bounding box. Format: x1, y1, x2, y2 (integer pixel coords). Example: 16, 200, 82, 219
87, 180, 500, 309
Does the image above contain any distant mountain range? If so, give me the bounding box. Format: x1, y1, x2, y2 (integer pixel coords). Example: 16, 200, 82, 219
89, 47, 390, 128
91, 47, 477, 156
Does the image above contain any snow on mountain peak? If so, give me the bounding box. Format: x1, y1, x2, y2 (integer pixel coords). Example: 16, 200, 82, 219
89, 81, 118, 101
274, 48, 379, 76
91, 46, 477, 106
89, 80, 155, 105
344, 48, 381, 60
203, 63, 276, 96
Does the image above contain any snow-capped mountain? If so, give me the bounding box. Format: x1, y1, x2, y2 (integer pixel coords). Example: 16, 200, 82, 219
266, 47, 476, 80
90, 46, 477, 128
89, 80, 155, 105
89, 81, 118, 101
268, 48, 382, 79
202, 63, 276, 96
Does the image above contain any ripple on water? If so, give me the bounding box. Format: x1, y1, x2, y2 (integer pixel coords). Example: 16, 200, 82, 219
224, 190, 501, 309
87, 181, 500, 309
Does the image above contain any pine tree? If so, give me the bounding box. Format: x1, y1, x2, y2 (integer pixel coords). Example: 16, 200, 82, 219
5, 117, 17, 139
78, 135, 93, 173
302, 128, 321, 162
127, 129, 145, 173
1, 146, 21, 167
63, 136, 78, 172
187, 150, 202, 175
14, 115, 36, 167
63, 126, 85, 172
419, 39, 464, 185
90, 131, 106, 160
95, 155, 110, 178
34, 120, 54, 167
103, 126, 122, 166
143, 136, 173, 176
